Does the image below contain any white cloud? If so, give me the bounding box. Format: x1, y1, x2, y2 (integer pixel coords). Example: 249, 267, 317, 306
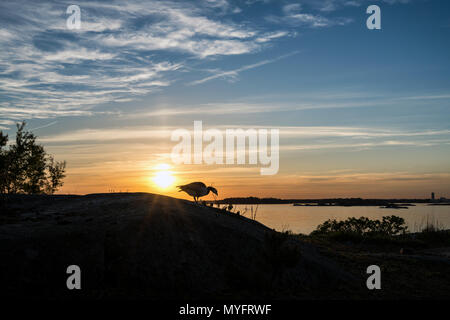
283, 4, 302, 15
43, 47, 117, 62
270, 3, 353, 28
255, 31, 291, 43
0, 0, 290, 124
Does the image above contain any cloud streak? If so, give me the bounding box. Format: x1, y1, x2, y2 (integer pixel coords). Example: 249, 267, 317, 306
267, 3, 353, 28
189, 51, 300, 85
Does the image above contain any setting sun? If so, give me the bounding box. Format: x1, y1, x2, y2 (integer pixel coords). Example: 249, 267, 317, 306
152, 164, 176, 189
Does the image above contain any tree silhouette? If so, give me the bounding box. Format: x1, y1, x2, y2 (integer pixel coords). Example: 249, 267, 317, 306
0, 122, 66, 194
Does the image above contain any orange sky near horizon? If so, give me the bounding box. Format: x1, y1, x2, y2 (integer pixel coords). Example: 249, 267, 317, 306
41, 124, 450, 200
41, 124, 449, 200
56, 160, 450, 200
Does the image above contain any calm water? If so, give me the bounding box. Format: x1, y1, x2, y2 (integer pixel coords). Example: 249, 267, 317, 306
233, 204, 450, 235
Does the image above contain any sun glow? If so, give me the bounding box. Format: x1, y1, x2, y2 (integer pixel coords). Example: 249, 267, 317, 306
152, 164, 176, 189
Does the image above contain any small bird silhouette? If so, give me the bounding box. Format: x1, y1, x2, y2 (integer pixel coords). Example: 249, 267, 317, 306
177, 182, 218, 203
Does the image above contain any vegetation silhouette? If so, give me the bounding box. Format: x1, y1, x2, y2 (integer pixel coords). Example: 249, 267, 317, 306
312, 216, 408, 237
0, 121, 66, 195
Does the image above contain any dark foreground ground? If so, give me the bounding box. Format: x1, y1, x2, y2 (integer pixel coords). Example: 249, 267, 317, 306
0, 193, 449, 300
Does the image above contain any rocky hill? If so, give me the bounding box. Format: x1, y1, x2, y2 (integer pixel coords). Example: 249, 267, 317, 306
0, 193, 357, 299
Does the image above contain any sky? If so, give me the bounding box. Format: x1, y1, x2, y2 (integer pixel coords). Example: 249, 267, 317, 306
0, 0, 449, 199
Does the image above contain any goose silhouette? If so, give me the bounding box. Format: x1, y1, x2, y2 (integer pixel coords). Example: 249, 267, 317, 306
177, 182, 218, 203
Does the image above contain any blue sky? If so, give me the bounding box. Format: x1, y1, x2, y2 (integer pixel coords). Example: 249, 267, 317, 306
0, 0, 449, 197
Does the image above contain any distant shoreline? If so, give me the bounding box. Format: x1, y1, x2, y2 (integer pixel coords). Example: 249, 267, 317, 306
2, 193, 449, 207
209, 197, 450, 206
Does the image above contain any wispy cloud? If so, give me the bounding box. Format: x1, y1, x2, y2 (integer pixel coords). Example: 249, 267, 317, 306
267, 3, 353, 27
283, 140, 449, 151
0, 0, 290, 124
265, 0, 413, 27
298, 0, 412, 12
38, 124, 450, 145
399, 94, 450, 100
30, 121, 58, 131
115, 90, 450, 119
189, 51, 300, 85
0, 0, 423, 128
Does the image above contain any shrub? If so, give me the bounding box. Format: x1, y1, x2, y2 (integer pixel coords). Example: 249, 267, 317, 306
311, 215, 408, 238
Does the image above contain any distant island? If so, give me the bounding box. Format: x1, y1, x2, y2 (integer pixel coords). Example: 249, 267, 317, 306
210, 197, 449, 206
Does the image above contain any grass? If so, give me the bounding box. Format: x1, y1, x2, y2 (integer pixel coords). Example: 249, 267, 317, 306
241, 204, 259, 220
224, 204, 260, 220
413, 215, 444, 233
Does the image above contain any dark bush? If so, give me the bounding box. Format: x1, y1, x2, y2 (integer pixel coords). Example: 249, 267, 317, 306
311, 215, 408, 238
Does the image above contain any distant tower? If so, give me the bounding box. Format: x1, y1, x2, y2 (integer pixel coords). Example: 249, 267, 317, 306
431, 192, 435, 201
